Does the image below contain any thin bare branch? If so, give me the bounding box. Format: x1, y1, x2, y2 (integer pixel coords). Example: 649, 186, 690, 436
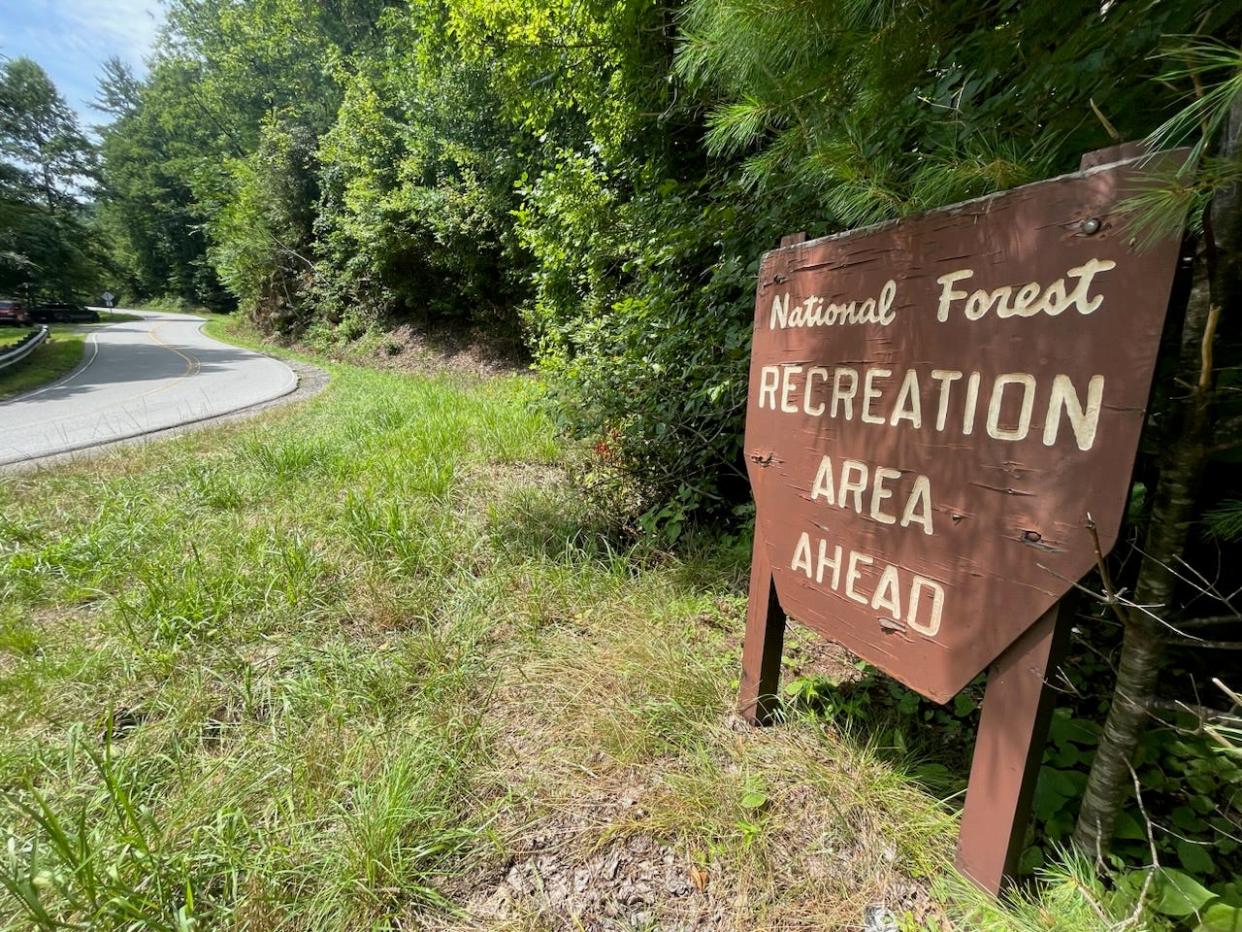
1118, 763, 1159, 932
1148, 697, 1242, 725
1164, 635, 1242, 649
1177, 614, 1242, 627
1086, 513, 1130, 628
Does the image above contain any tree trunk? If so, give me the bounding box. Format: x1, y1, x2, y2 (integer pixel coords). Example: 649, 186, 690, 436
1072, 97, 1242, 858
1071, 341, 1210, 855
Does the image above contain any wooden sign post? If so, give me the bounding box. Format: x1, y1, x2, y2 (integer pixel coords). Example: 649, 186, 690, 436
739, 148, 1187, 893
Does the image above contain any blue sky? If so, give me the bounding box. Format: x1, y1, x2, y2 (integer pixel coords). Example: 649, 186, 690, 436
0, 0, 164, 130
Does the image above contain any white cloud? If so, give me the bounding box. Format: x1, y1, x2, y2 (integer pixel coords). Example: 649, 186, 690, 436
0, 0, 165, 125
57, 0, 163, 68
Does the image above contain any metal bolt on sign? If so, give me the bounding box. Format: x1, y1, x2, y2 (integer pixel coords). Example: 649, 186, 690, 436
739, 144, 1189, 894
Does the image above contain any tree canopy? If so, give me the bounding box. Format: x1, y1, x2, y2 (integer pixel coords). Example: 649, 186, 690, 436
88, 0, 1240, 527
0, 57, 105, 301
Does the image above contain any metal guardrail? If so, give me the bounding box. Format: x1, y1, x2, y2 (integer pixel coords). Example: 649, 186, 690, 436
0, 326, 49, 372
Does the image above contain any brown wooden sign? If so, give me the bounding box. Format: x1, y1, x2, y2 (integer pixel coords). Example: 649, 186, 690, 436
743, 153, 1184, 704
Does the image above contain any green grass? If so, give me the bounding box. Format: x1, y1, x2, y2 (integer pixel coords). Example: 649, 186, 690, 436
135, 295, 214, 315
95, 311, 143, 325
0, 333, 85, 400
0, 319, 1147, 930
0, 313, 157, 399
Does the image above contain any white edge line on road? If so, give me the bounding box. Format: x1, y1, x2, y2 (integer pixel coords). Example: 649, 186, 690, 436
0, 365, 303, 470
0, 329, 101, 405
1, 313, 307, 470
189, 318, 298, 395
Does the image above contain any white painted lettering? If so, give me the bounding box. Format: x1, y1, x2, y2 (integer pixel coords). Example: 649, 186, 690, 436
936, 269, 974, 322
780, 365, 803, 414
758, 365, 780, 410
870, 467, 901, 525
889, 369, 923, 429
907, 576, 945, 636
861, 368, 891, 425
871, 564, 903, 619
900, 475, 934, 535
791, 532, 813, 578
756, 364, 1107, 455
877, 280, 897, 325
937, 258, 1115, 323
962, 372, 981, 435
1066, 259, 1116, 314
831, 368, 858, 419
845, 551, 873, 604
804, 366, 828, 416
816, 540, 842, 588
769, 293, 789, 329
1043, 373, 1104, 451
931, 369, 962, 431
839, 459, 868, 513
811, 455, 836, 505
767, 280, 899, 330
986, 373, 1037, 442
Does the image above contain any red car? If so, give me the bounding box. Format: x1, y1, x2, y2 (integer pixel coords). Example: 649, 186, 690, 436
0, 298, 31, 326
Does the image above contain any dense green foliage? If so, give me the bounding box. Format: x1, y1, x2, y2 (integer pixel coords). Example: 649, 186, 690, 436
94, 58, 225, 306
95, 0, 1240, 526
0, 59, 106, 302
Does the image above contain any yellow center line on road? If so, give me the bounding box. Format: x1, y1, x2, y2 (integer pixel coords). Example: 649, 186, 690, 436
10, 320, 204, 433
0, 317, 213, 441
133, 320, 203, 402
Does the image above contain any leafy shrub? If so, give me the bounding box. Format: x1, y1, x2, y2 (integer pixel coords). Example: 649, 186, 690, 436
312, 4, 527, 332
784, 645, 1242, 904
519, 154, 792, 531
203, 118, 319, 331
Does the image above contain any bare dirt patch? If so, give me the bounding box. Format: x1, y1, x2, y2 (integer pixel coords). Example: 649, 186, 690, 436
461, 790, 722, 931
439, 766, 945, 931
784, 634, 866, 686
363, 320, 529, 378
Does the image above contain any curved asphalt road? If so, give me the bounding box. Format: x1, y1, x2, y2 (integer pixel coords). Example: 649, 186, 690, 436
0, 310, 297, 467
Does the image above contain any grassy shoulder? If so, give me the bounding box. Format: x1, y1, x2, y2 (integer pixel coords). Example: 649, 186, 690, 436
200, 310, 276, 353
0, 327, 40, 348
0, 330, 1136, 929
96, 311, 143, 325
0, 313, 145, 399
133, 295, 215, 315
0, 332, 85, 400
